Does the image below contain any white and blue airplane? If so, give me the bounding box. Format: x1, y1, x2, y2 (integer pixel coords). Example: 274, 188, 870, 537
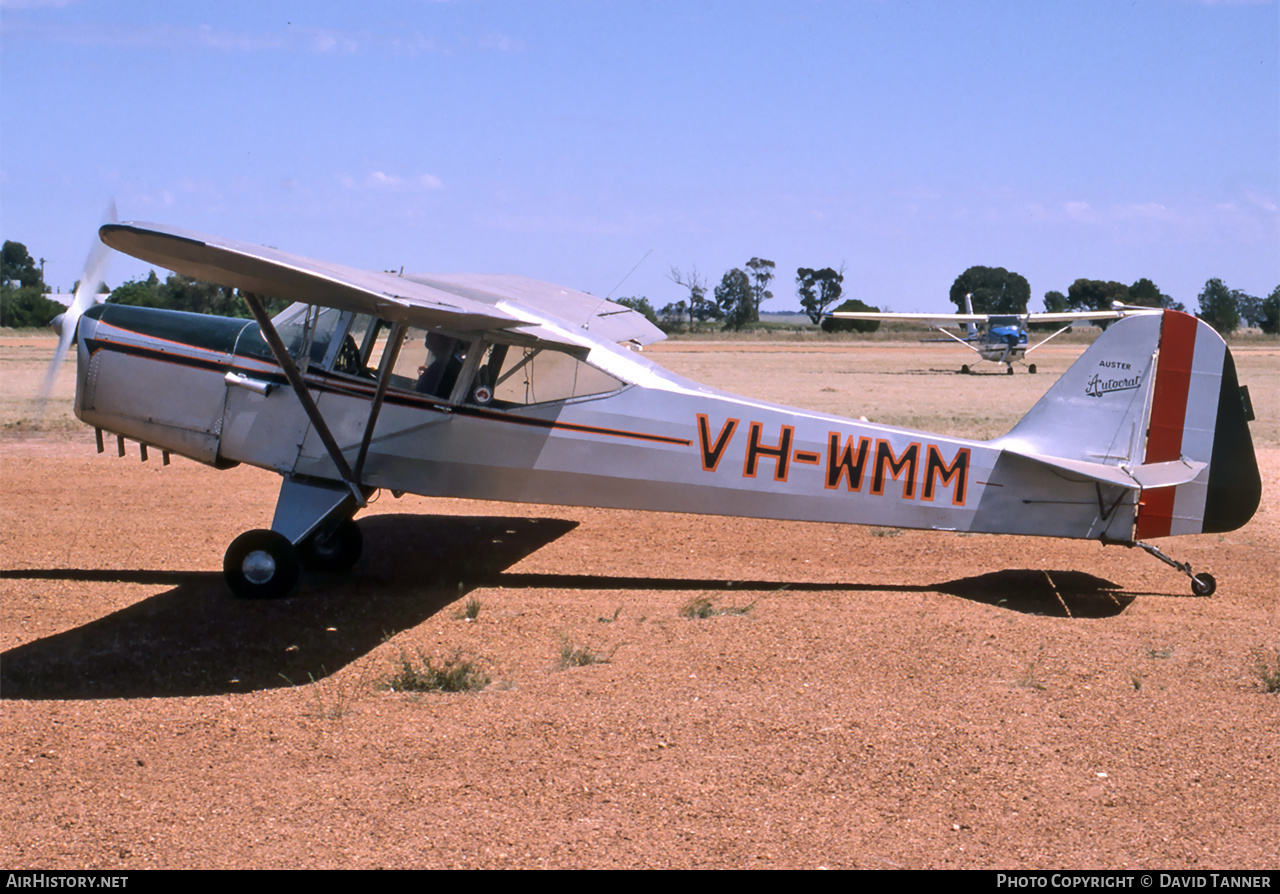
831, 294, 1155, 375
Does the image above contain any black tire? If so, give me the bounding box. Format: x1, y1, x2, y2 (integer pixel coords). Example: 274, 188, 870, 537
299, 519, 363, 572
1028, 364, 1037, 374
1006, 365, 1014, 375
1191, 573, 1216, 598
224, 529, 300, 599
960, 365, 970, 375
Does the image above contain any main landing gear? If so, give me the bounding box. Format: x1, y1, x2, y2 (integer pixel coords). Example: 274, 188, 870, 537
298, 518, 364, 573
222, 476, 368, 599
222, 520, 364, 599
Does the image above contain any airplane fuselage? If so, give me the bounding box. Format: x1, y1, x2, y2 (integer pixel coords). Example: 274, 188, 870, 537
74, 302, 1136, 543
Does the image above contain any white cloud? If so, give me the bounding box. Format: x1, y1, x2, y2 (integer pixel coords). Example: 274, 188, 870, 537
3, 17, 509, 56
0, 0, 77, 9
1064, 201, 1093, 221
340, 170, 446, 191
477, 32, 525, 53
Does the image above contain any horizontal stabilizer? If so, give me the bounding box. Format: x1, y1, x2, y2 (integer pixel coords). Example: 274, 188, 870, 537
1015, 453, 1206, 489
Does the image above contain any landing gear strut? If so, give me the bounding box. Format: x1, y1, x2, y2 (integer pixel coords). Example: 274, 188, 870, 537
1130, 540, 1217, 597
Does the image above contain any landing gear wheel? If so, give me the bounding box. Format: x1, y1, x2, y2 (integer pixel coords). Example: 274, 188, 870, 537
224, 529, 300, 599
299, 519, 363, 572
1028, 364, 1037, 374
960, 364, 970, 375
1006, 365, 1014, 375
1191, 573, 1216, 597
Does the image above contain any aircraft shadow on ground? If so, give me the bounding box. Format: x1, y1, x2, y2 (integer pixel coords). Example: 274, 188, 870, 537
3, 514, 1139, 699
0, 514, 576, 700
850, 367, 1015, 377
490, 568, 1137, 619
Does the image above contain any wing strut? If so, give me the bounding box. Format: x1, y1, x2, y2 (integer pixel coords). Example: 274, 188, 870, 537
1024, 321, 1077, 356
932, 325, 982, 354
241, 291, 367, 507
353, 321, 408, 483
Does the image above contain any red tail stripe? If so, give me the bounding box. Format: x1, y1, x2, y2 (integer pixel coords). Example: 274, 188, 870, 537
1137, 487, 1177, 539
1145, 311, 1198, 464
1136, 312, 1198, 540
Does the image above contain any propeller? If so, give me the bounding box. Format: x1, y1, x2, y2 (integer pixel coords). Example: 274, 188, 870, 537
36, 202, 118, 411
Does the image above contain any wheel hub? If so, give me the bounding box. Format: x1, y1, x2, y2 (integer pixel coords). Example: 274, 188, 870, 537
242, 549, 277, 584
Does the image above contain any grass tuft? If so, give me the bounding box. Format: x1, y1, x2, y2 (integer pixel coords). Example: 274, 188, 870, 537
384, 650, 490, 693
1250, 647, 1280, 694
679, 595, 756, 619
280, 670, 358, 720
1014, 661, 1048, 691
453, 596, 482, 621
558, 638, 614, 668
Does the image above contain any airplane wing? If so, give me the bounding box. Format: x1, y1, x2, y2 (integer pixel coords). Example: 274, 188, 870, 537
829, 311, 988, 325
99, 222, 665, 348
1024, 310, 1157, 324
406, 273, 666, 346
830, 309, 1159, 325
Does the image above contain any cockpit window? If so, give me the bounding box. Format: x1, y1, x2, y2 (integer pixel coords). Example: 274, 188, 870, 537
309, 317, 622, 408
466, 342, 622, 407
394, 330, 470, 399
271, 305, 346, 367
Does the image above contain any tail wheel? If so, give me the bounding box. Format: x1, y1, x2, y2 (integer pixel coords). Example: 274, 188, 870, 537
300, 519, 363, 572
1191, 573, 1216, 597
224, 529, 300, 599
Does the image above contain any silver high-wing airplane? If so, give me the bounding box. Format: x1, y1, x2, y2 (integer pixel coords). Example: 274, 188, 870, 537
831, 294, 1156, 374
51, 222, 1259, 599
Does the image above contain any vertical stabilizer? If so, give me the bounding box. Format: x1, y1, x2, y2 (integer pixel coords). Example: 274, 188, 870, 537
993, 310, 1259, 538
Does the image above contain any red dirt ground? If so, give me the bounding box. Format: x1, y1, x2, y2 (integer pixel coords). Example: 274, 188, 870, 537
2, 339, 1276, 869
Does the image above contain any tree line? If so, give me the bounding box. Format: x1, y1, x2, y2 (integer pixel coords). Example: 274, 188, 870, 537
1, 241, 66, 327
4, 238, 1277, 336
615, 258, 880, 333
946, 265, 1278, 335
2, 239, 288, 327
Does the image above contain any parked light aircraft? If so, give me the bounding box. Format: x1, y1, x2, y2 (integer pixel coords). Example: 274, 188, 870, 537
45, 222, 1260, 600
831, 294, 1154, 374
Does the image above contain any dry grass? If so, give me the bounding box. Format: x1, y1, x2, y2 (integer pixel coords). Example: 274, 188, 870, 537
383, 650, 490, 693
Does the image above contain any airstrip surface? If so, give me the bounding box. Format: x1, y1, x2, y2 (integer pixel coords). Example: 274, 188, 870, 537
3, 334, 1276, 869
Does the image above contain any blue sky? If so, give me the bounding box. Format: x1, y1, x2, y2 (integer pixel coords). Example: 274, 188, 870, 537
2, 0, 1276, 314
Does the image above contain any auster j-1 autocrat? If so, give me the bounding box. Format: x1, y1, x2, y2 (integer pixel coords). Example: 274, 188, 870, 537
45, 222, 1260, 599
